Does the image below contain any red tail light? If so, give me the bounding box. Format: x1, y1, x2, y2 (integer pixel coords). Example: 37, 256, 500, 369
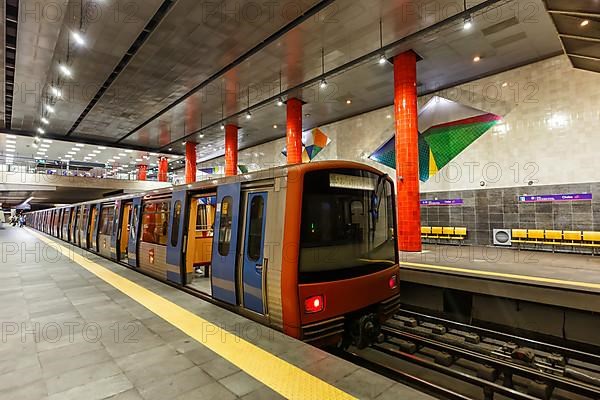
389, 275, 398, 289
304, 295, 324, 313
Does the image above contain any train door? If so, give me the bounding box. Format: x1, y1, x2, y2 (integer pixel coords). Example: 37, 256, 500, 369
81, 205, 90, 248
240, 192, 269, 314
184, 193, 217, 294
166, 191, 186, 284
211, 183, 241, 305
127, 197, 142, 268
70, 207, 78, 243
88, 205, 99, 251
118, 201, 132, 262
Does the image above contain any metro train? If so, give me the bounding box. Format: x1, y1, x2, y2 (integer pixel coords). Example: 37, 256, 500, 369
29, 161, 401, 347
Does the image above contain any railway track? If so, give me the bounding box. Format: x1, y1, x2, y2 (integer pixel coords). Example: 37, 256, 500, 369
337, 310, 600, 400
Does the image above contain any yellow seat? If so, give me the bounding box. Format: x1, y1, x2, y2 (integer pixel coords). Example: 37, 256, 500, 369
545, 230, 562, 240
512, 229, 527, 240
421, 226, 431, 235
563, 231, 582, 241
442, 227, 454, 236
583, 231, 600, 242
431, 227, 442, 235
527, 230, 544, 241
454, 227, 467, 236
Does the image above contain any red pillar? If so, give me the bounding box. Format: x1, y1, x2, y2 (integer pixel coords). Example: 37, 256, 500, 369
286, 98, 303, 164
225, 124, 238, 176
394, 51, 422, 252
137, 164, 147, 181
185, 142, 197, 184
158, 157, 168, 182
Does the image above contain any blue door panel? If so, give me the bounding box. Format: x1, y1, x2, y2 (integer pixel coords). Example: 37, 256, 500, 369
128, 197, 143, 267
242, 192, 268, 314
111, 201, 121, 259
211, 183, 241, 305
91, 204, 101, 251
166, 190, 187, 284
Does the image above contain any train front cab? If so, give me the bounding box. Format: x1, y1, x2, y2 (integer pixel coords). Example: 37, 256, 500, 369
283, 164, 402, 348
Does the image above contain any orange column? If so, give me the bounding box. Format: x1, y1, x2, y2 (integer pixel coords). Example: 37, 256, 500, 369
394, 51, 422, 252
185, 142, 197, 184
286, 98, 303, 164
158, 157, 168, 182
137, 164, 147, 181
225, 124, 238, 176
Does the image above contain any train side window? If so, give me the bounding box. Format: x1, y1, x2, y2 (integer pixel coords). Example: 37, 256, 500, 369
171, 201, 182, 247
247, 196, 265, 262
217, 196, 233, 256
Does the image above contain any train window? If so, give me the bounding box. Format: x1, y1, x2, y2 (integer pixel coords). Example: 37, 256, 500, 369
171, 201, 182, 247
298, 169, 397, 283
196, 197, 216, 234
99, 206, 115, 235
141, 200, 170, 246
131, 205, 139, 241
246, 196, 265, 262
217, 196, 234, 256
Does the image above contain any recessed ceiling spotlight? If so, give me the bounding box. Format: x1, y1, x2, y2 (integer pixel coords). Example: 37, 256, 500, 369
473, 56, 481, 62
273, 124, 278, 129
502, 82, 508, 87
276, 97, 284, 107
199, 133, 205, 138
97, 146, 107, 150
41, 117, 49, 124
114, 156, 121, 160
246, 111, 252, 120
68, 151, 76, 155
182, 141, 186, 145
71, 148, 80, 152
40, 144, 50, 148
37, 128, 45, 134
319, 79, 328, 89
580, 20, 589, 27
59, 64, 72, 77
220, 124, 225, 131
43, 139, 52, 143
75, 143, 85, 147
386, 114, 392, 119
379, 54, 387, 65
46, 105, 55, 113
463, 17, 473, 30
346, 99, 352, 105
93, 150, 101, 154
125, 149, 133, 153
72, 31, 85, 45
168, 148, 173, 151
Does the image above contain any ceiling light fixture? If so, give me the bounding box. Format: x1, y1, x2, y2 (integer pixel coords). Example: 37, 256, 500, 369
59, 64, 72, 77
246, 111, 252, 120
463, 1, 472, 30
319, 48, 328, 89
473, 56, 481, 62
276, 97, 284, 107
346, 99, 352, 105
273, 124, 278, 129
37, 128, 45, 134
7, 135, 16, 139
125, 149, 133, 153
378, 19, 387, 65
72, 31, 85, 45
46, 105, 55, 113
580, 20, 589, 27
97, 146, 107, 150
220, 123, 225, 131
6, 140, 16, 144
199, 133, 204, 138
41, 117, 49, 124
43, 139, 53, 143
51, 87, 62, 97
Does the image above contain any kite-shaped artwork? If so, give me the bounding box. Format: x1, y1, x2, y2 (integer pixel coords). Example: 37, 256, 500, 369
281, 128, 331, 163
370, 96, 502, 182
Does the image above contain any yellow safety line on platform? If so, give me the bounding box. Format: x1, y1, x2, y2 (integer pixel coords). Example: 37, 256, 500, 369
399, 261, 600, 291
28, 230, 356, 400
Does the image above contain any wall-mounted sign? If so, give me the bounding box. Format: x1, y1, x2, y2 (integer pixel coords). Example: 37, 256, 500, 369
420, 198, 464, 206
518, 193, 593, 203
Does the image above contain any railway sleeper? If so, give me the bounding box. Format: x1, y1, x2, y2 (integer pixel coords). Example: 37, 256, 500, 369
421, 322, 447, 335
455, 358, 499, 382
388, 337, 418, 354
527, 380, 554, 400
448, 328, 481, 344
420, 347, 455, 367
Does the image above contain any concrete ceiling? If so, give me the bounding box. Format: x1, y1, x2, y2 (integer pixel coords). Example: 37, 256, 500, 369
0, 0, 565, 163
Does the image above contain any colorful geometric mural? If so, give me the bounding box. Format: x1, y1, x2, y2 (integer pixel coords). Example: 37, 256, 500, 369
281, 128, 331, 163
370, 96, 502, 182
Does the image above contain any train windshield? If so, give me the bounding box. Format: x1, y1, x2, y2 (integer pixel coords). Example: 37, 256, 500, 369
299, 169, 397, 283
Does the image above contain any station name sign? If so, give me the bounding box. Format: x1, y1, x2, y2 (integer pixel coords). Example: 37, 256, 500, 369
518, 193, 593, 203
420, 198, 464, 206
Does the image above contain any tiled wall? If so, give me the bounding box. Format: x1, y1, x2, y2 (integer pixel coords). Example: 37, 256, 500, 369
421, 182, 600, 245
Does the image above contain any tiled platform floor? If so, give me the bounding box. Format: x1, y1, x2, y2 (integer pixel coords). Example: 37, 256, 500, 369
0, 226, 433, 400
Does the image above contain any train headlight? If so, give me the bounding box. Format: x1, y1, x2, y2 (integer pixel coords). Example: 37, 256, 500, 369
304, 295, 324, 313
388, 275, 398, 289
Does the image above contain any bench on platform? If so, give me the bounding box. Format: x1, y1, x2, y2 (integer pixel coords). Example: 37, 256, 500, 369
511, 229, 600, 254
421, 226, 467, 245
